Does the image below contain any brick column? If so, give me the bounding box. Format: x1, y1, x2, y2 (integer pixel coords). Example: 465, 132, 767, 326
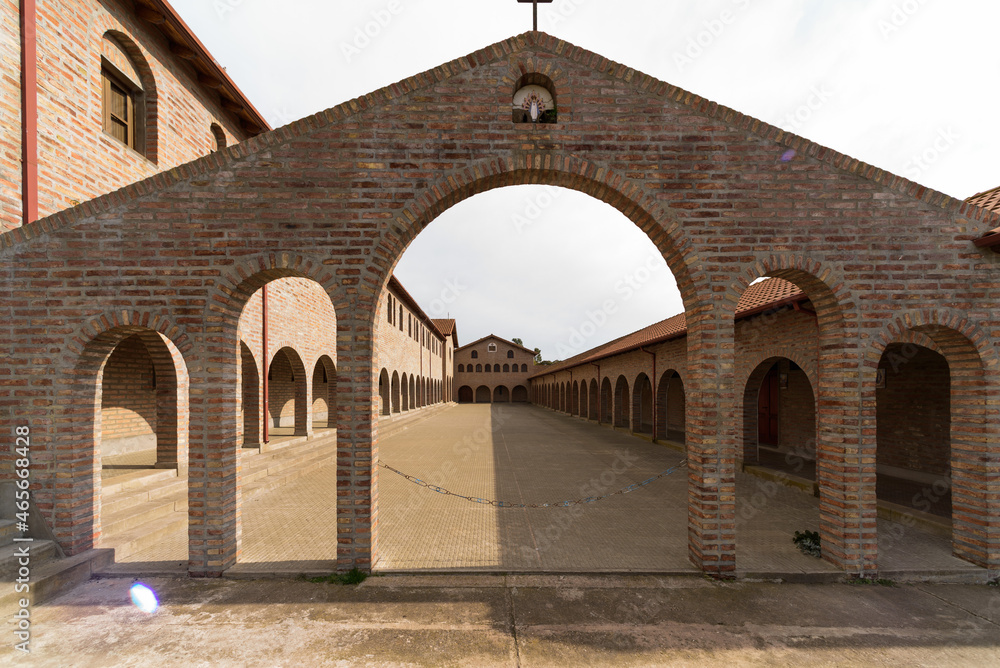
187, 332, 240, 577
816, 345, 874, 576
337, 319, 377, 572
685, 308, 737, 575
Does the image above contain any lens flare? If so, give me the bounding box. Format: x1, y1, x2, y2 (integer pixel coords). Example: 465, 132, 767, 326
780, 149, 797, 163
130, 583, 159, 613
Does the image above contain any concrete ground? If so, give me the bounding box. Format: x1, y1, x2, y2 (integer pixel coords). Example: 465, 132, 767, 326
377, 404, 983, 579
5, 574, 999, 666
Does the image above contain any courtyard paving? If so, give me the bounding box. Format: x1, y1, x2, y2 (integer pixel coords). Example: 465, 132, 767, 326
102, 403, 984, 580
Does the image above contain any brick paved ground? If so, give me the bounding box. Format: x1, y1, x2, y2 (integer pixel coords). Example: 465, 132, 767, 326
101, 404, 985, 578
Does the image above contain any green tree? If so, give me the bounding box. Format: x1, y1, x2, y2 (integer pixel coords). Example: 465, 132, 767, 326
533, 347, 542, 364
512, 338, 523, 346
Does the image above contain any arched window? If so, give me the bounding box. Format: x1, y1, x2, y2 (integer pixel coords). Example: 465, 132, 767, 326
210, 123, 227, 152
101, 33, 155, 158
507, 351, 514, 359
457, 364, 464, 373
484, 365, 491, 373
398, 306, 403, 330
494, 364, 501, 372
471, 350, 478, 359
521, 364, 528, 372
503, 364, 510, 373
476, 364, 482, 372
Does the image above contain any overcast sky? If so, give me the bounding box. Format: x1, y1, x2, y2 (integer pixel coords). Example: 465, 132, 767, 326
171, 0, 1000, 360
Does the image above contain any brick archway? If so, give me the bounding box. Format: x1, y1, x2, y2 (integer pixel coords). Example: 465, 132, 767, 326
867, 313, 1000, 570
54, 314, 191, 556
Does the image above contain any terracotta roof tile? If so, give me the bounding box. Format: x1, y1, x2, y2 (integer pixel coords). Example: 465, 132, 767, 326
967, 186, 1000, 214
530, 278, 806, 378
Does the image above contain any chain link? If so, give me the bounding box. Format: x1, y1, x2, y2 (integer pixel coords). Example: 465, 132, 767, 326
378, 460, 687, 509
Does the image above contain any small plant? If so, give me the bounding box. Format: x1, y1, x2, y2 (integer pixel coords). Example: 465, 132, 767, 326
846, 577, 896, 587
988, 579, 998, 588
792, 530, 822, 557
307, 567, 369, 585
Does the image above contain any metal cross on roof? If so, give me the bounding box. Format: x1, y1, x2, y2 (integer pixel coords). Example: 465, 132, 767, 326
517, 0, 554, 31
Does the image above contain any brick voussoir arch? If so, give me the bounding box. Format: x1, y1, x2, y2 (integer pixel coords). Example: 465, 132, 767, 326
374, 156, 706, 314
211, 253, 342, 326
864, 310, 999, 570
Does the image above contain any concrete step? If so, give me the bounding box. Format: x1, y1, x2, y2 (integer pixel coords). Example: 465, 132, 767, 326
101, 468, 178, 497
100, 512, 187, 562
101, 476, 188, 517
0, 520, 21, 548
0, 548, 114, 616
241, 441, 336, 486
243, 448, 339, 500
379, 403, 454, 440
0, 539, 58, 579
102, 496, 187, 537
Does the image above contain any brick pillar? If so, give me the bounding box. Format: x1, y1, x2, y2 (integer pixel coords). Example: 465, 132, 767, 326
337, 320, 377, 572
296, 369, 311, 437
685, 310, 737, 575
187, 332, 240, 577
817, 346, 874, 576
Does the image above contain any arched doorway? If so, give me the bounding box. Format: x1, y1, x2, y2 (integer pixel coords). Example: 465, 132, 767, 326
268, 347, 308, 436
240, 342, 261, 447
391, 371, 401, 413
458, 386, 474, 403
379, 369, 391, 416
494, 385, 510, 403
475, 385, 491, 403
600, 378, 613, 424
312, 356, 337, 430
632, 373, 653, 434
655, 370, 685, 443
512, 385, 528, 402
614, 376, 630, 429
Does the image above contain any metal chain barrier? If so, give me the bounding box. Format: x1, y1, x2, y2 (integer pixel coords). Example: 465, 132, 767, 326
378, 460, 687, 508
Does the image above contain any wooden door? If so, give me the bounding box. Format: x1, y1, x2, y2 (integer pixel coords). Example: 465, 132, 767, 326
757, 368, 780, 445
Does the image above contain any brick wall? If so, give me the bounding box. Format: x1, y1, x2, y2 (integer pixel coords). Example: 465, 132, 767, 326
237, 277, 339, 438
0, 0, 249, 230
99, 333, 156, 454
2, 32, 998, 575
877, 344, 950, 476
376, 284, 449, 414
454, 337, 534, 403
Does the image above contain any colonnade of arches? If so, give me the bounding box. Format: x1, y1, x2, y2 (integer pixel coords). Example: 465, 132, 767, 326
531, 370, 686, 443
378, 368, 447, 416
456, 384, 530, 404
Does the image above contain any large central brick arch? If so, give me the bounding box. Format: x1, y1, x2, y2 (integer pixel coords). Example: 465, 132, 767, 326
2, 31, 999, 578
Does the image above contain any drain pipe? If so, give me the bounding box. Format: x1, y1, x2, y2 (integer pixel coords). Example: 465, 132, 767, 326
641, 346, 656, 438
20, 0, 38, 225
262, 285, 269, 444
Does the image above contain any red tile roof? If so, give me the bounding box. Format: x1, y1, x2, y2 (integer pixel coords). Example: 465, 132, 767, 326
529, 278, 806, 378
967, 186, 1000, 214
965, 188, 1000, 247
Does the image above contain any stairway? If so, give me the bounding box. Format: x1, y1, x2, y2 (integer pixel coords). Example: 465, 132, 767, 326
97, 429, 341, 568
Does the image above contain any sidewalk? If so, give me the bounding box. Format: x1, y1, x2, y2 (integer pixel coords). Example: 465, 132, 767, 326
7, 574, 998, 666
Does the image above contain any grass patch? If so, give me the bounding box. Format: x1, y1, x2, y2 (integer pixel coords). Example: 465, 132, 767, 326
306, 568, 370, 585
845, 577, 896, 587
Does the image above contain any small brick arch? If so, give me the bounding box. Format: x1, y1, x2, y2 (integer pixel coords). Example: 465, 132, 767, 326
632, 373, 654, 435
655, 369, 685, 442
53, 314, 191, 555
866, 312, 999, 570
739, 356, 817, 465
